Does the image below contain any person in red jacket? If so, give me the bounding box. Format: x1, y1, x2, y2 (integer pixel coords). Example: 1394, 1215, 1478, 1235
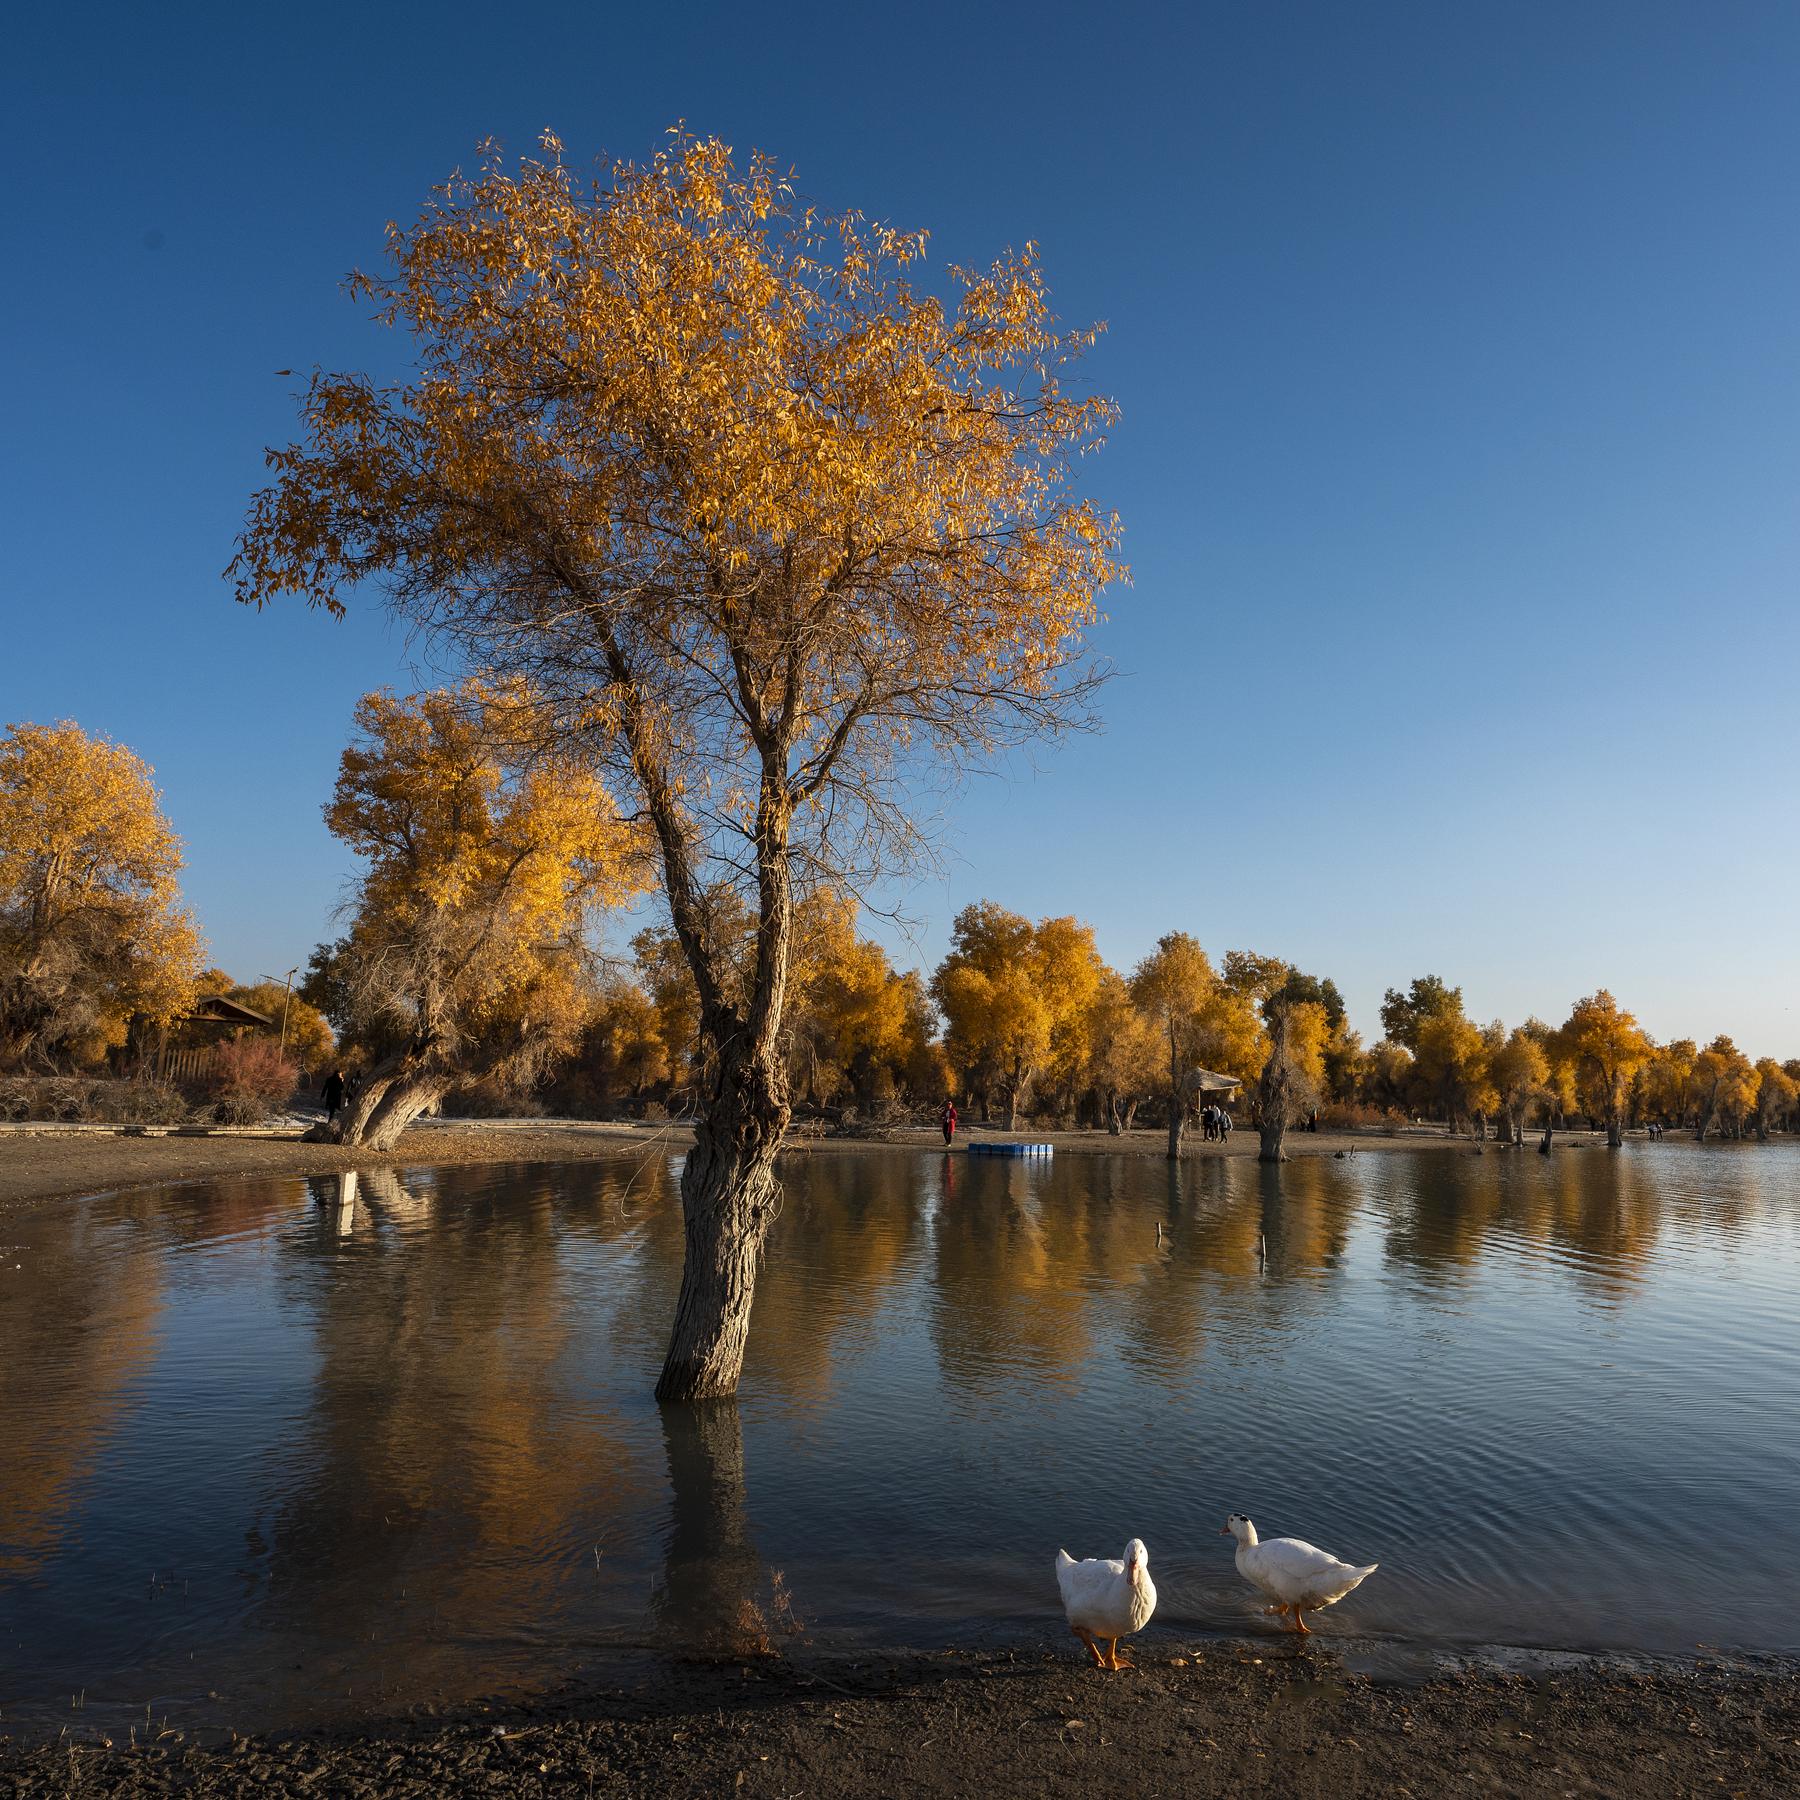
941, 1098, 958, 1146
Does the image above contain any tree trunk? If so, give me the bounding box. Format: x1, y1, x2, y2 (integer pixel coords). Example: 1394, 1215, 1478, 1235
1605, 1110, 1623, 1149
313, 1047, 450, 1151
1106, 1092, 1123, 1135
656, 1038, 786, 1402
1164, 1034, 1184, 1161
1539, 1117, 1554, 1154
1122, 1098, 1139, 1131
1258, 1113, 1286, 1163
352, 1073, 450, 1150
1004, 1061, 1031, 1131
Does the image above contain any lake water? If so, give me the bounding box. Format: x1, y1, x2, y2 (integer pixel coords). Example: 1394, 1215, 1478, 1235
3, 1143, 1798, 1738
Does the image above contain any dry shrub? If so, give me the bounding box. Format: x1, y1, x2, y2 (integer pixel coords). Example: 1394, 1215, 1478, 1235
1316, 1102, 1378, 1130
208, 1036, 297, 1124
0, 1075, 189, 1124
768, 1569, 805, 1640
441, 1081, 547, 1119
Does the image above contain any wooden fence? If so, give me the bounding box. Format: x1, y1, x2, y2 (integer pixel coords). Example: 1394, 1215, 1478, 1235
155, 1046, 218, 1086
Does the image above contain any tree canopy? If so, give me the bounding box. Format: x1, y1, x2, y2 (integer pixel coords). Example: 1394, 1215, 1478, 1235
233, 128, 1125, 1400
1379, 974, 1463, 1052
0, 720, 201, 1068
318, 682, 648, 1147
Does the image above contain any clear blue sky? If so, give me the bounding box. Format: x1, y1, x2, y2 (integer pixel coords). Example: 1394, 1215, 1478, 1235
5, 1, 1797, 1053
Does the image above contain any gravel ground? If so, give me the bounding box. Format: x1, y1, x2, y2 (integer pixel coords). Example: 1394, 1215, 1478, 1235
3, 1645, 1795, 1797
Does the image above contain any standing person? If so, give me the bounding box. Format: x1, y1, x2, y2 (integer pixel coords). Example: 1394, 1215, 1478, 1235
941, 1098, 958, 1146
320, 1066, 346, 1122
1220, 1109, 1232, 1146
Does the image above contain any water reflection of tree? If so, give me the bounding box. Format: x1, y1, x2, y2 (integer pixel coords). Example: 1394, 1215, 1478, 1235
0, 1200, 163, 1579
928, 1157, 1093, 1391
1378, 1151, 1678, 1302
923, 1153, 1375, 1393
652, 1400, 771, 1654
254, 1164, 659, 1684
748, 1152, 927, 1410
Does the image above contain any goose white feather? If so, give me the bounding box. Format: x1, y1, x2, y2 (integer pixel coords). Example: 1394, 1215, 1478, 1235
1055, 1538, 1157, 1669
1221, 1514, 1376, 1633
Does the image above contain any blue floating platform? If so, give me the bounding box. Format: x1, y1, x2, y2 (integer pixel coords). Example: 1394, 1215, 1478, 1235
967, 1142, 1054, 1158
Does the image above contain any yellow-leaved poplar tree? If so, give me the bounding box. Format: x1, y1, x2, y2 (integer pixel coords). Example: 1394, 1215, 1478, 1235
1083, 967, 1162, 1134
1128, 932, 1218, 1160
0, 720, 201, 1068
319, 683, 648, 1148
788, 893, 930, 1116
579, 978, 672, 1105
1412, 1009, 1493, 1136
233, 132, 1122, 1398
1752, 1057, 1797, 1141
1640, 1037, 1698, 1129
932, 903, 1102, 1129
1254, 998, 1328, 1163
1489, 1024, 1551, 1145
1691, 1035, 1756, 1142
1554, 991, 1652, 1148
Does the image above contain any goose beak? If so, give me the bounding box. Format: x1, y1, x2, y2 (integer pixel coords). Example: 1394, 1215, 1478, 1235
1218, 1527, 1231, 1536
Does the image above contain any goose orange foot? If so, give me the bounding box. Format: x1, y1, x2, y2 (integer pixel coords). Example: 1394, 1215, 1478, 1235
1072, 1626, 1106, 1668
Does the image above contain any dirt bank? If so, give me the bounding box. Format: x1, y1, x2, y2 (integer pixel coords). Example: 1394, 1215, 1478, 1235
0, 1116, 1553, 1213
2, 1644, 1794, 1797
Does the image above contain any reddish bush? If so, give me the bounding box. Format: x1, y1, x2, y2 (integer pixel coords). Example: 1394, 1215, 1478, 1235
1317, 1102, 1410, 1132
208, 1036, 298, 1124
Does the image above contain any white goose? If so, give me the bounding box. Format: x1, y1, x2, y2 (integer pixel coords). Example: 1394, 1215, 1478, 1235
1055, 1538, 1157, 1670
1221, 1514, 1377, 1634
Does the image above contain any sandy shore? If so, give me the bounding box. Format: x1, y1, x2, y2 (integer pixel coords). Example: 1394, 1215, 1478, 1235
0, 1115, 1552, 1213
2, 1644, 1794, 1796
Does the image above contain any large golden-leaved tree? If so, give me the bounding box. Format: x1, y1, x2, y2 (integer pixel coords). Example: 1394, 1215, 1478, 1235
789, 892, 932, 1115
0, 721, 202, 1068
1752, 1057, 1797, 1141
1489, 1023, 1551, 1145
1553, 990, 1651, 1148
932, 903, 1103, 1128
1128, 932, 1218, 1160
1253, 998, 1328, 1163
315, 684, 647, 1149
1691, 1035, 1756, 1142
233, 133, 1122, 1399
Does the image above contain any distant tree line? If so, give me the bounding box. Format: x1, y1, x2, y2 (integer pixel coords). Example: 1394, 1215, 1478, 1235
4, 718, 1795, 1162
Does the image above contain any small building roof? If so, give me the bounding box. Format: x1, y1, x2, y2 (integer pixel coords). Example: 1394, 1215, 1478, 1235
186, 994, 275, 1028
1186, 1067, 1241, 1094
